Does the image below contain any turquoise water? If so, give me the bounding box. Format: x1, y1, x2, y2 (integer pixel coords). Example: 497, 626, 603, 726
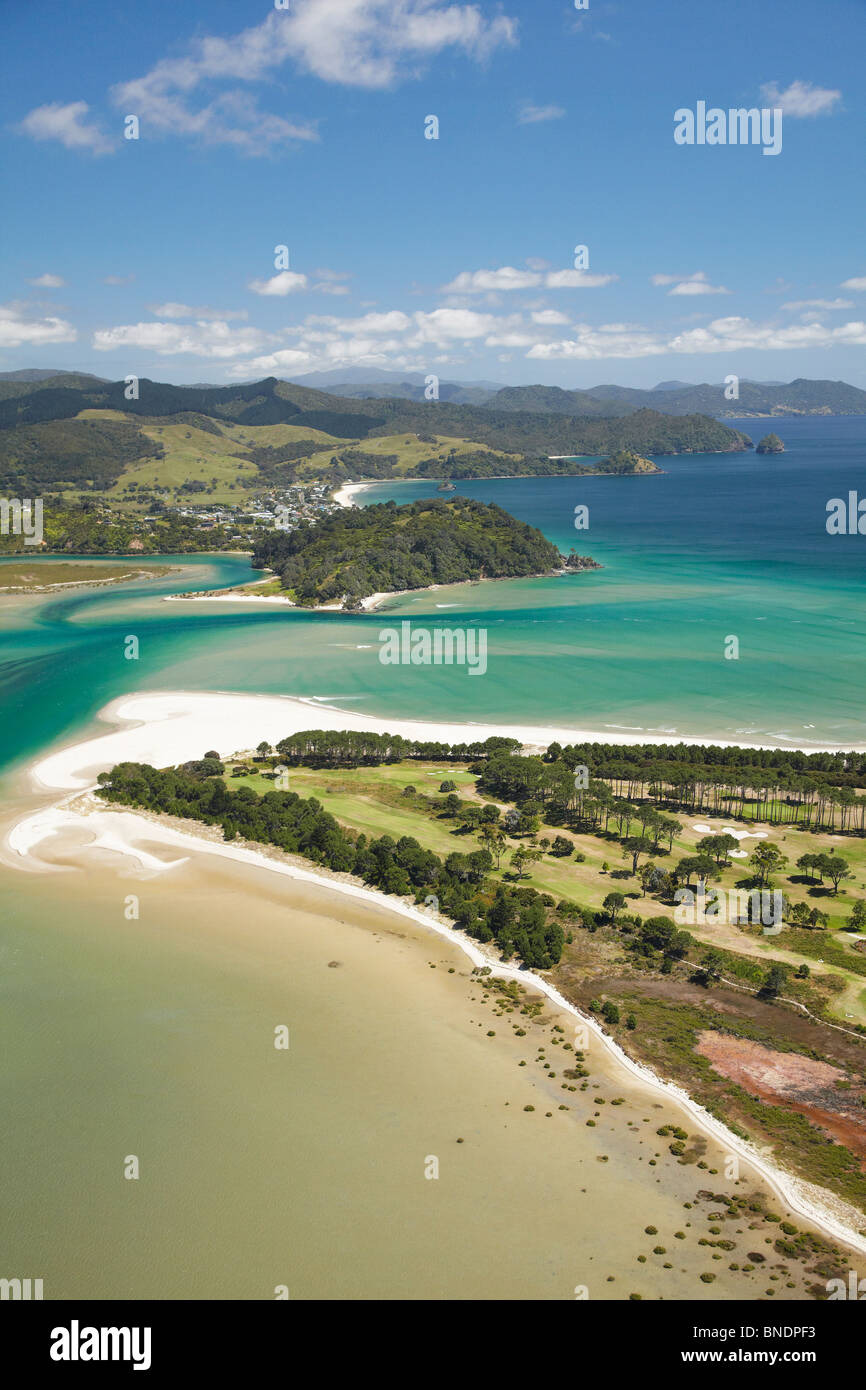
2, 416, 865, 773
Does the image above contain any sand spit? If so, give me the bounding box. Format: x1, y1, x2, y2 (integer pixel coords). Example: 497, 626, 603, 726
27, 691, 866, 801
8, 687, 866, 1257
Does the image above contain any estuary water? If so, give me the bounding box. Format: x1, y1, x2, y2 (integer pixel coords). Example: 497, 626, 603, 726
2, 415, 864, 778
1, 416, 863, 1298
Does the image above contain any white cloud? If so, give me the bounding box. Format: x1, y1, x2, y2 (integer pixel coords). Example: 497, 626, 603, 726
528, 315, 866, 361
652, 271, 730, 296
841, 277, 866, 292
442, 267, 540, 293
670, 316, 866, 353
248, 272, 310, 297
110, 2, 516, 153
412, 308, 500, 342
544, 269, 617, 289
227, 347, 314, 376
441, 265, 616, 293
781, 298, 852, 311
531, 309, 570, 325
760, 80, 842, 117
307, 310, 412, 336
0, 303, 77, 347
19, 101, 113, 155
103, 274, 135, 286
148, 302, 249, 321
517, 103, 565, 125
92, 320, 271, 358
28, 273, 66, 289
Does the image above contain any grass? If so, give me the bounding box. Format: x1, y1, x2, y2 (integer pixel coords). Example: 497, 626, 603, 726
223, 758, 866, 1024
0, 559, 170, 591
65, 414, 519, 507
295, 432, 523, 480
209, 751, 866, 1216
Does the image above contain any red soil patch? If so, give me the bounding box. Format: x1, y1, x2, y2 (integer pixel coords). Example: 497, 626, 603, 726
697, 1031, 866, 1162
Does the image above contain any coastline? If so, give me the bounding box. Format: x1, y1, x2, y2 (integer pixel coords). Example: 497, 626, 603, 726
332, 481, 369, 507
24, 692, 866, 800
161, 569, 588, 614
9, 756, 866, 1258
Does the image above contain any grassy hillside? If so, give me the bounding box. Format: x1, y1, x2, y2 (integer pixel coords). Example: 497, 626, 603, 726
0, 374, 752, 502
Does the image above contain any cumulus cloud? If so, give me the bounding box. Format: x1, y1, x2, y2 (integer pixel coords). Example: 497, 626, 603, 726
148, 302, 249, 321
248, 272, 310, 297
442, 267, 540, 293
841, 277, 866, 292
528, 315, 866, 361
92, 320, 272, 358
544, 269, 617, 289
19, 101, 113, 155
441, 265, 616, 293
517, 103, 565, 124
651, 271, 730, 296
531, 309, 570, 325
28, 273, 66, 289
227, 347, 315, 375
110, 2, 516, 153
760, 80, 842, 117
0, 303, 77, 347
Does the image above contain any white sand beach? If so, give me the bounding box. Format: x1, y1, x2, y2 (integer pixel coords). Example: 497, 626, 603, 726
162, 588, 399, 612
332, 482, 370, 507
28, 689, 865, 798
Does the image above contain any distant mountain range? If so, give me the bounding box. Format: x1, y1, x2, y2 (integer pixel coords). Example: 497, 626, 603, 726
4, 368, 863, 418
280, 370, 866, 418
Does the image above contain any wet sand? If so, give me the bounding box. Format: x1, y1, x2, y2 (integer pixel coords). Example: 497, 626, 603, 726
0, 803, 847, 1300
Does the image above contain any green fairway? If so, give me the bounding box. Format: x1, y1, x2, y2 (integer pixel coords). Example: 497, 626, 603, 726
223, 756, 866, 1025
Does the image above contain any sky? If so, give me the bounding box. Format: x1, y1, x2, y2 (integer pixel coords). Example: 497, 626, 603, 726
2, 0, 865, 390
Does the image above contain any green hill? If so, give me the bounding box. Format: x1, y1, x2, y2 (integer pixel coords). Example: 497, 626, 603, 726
252, 496, 575, 607
487, 377, 866, 419
0, 374, 751, 499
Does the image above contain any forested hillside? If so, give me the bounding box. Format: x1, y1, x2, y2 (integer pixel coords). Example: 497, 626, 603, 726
252, 496, 576, 606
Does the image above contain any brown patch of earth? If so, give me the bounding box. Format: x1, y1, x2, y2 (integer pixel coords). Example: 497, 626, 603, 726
696, 1031, 866, 1162
568, 971, 866, 1073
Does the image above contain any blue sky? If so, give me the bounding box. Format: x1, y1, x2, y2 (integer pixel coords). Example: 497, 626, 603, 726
2, 0, 864, 388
